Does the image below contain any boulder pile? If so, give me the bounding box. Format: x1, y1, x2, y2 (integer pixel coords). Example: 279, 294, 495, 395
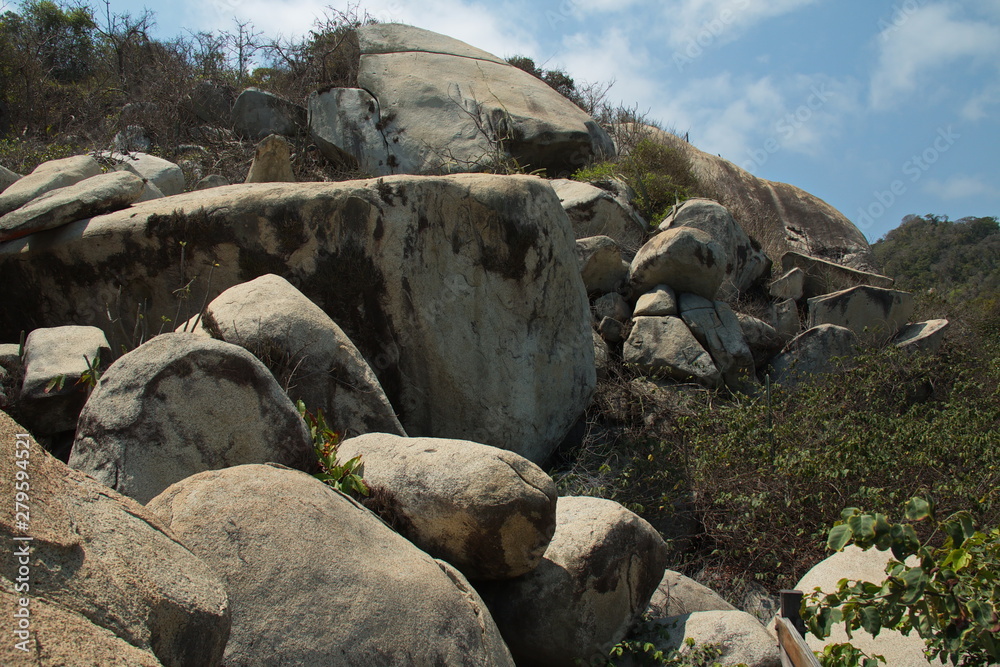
0, 21, 953, 667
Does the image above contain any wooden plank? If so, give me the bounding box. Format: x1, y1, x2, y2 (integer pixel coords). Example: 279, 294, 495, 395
776, 616, 822, 667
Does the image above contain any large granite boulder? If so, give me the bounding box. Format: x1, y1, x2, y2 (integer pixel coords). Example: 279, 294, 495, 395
0, 163, 21, 193
0, 175, 594, 464
309, 87, 389, 173
311, 24, 614, 177
69, 333, 314, 503
630, 226, 726, 300
679, 293, 755, 389
146, 463, 515, 666
624, 316, 722, 388
0, 171, 144, 242
895, 319, 950, 354
646, 570, 737, 619
576, 235, 627, 295
0, 412, 231, 666
478, 496, 669, 666
797, 546, 940, 666
626, 126, 877, 270
200, 274, 403, 438
244, 133, 295, 183
659, 198, 771, 298
338, 432, 557, 580
0, 155, 101, 216
640, 611, 781, 666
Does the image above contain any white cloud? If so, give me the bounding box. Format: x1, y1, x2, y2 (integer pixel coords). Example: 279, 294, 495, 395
664, 0, 819, 49
962, 81, 1000, 121
870, 2, 1000, 110
923, 174, 999, 200
642, 72, 861, 171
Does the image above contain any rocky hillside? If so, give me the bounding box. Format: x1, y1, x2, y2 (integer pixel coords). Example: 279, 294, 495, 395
1, 18, 995, 667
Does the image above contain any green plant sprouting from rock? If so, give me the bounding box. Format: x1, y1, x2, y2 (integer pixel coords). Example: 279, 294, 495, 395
803, 497, 1000, 666
297, 399, 369, 498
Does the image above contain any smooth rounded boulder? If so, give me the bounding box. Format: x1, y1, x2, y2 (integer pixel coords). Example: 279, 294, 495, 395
200, 274, 404, 438
478, 495, 669, 666
630, 226, 726, 300
338, 432, 557, 580
146, 463, 515, 667
69, 332, 313, 503
659, 198, 771, 298
0, 412, 231, 666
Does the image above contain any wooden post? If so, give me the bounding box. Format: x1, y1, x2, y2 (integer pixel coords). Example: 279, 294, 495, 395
776, 589, 821, 667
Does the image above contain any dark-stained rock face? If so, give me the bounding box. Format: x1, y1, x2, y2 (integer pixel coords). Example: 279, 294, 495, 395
69, 333, 314, 504
632, 127, 877, 271
0, 175, 594, 463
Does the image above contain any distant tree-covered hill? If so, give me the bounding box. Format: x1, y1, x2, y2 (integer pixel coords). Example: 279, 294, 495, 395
872, 214, 1000, 300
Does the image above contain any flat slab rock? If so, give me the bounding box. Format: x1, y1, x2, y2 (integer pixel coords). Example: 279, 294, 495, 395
0, 171, 144, 242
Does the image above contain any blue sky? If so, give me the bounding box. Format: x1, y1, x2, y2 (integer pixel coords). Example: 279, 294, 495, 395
86, 0, 1000, 241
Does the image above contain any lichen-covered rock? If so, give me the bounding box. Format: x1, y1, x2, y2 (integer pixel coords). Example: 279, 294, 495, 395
147, 463, 515, 667
594, 292, 630, 323
807, 285, 914, 343
659, 198, 770, 298
478, 496, 668, 667
108, 151, 186, 196
0, 175, 593, 464
626, 127, 879, 270
640, 611, 780, 667
69, 332, 313, 503
244, 134, 295, 183
895, 319, 950, 354
624, 316, 721, 388
634, 284, 678, 317
630, 227, 726, 300
201, 274, 403, 438
0, 412, 231, 666
782, 251, 894, 298
308, 87, 389, 173
231, 87, 305, 140
338, 432, 556, 580
769, 267, 805, 301
770, 324, 858, 386
679, 294, 755, 389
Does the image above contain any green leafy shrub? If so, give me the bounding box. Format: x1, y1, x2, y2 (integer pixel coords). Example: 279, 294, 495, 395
803, 498, 1000, 666
297, 400, 369, 499
573, 138, 699, 224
